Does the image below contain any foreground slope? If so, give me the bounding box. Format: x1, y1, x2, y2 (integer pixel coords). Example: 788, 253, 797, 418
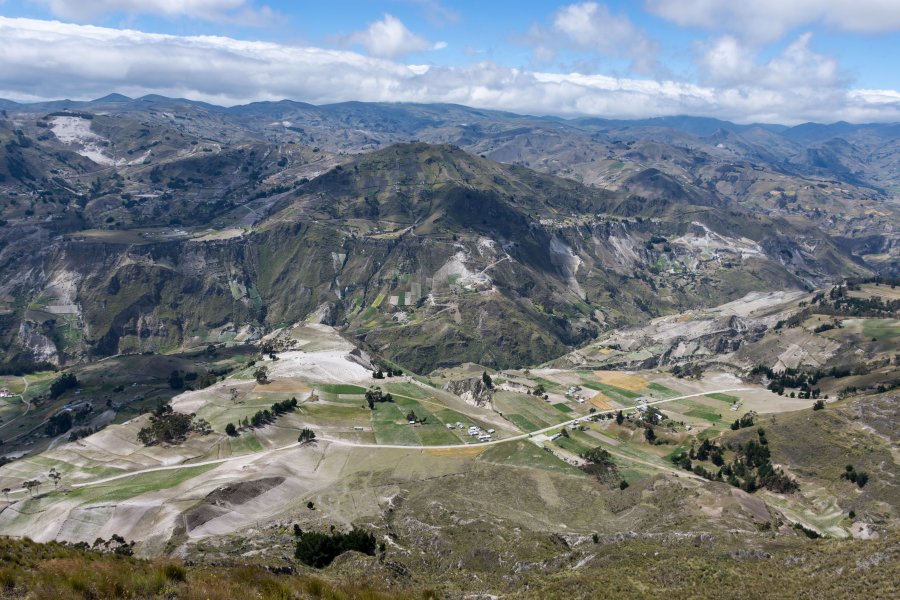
0, 318, 896, 596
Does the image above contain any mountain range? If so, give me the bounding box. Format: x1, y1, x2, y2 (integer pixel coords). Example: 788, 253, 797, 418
0, 96, 897, 371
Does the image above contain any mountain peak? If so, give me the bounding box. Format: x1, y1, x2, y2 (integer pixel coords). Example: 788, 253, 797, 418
93, 93, 132, 103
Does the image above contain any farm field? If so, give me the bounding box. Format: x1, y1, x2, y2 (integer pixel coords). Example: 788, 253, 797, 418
0, 321, 893, 591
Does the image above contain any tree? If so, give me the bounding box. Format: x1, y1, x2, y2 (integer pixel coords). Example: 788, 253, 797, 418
643, 406, 664, 426
615, 411, 624, 425
46, 411, 73, 436
619, 480, 629, 490
49, 373, 78, 399
295, 527, 376, 568
23, 480, 39, 496
812, 399, 825, 410
365, 386, 393, 409
168, 370, 184, 390
532, 383, 546, 396
225, 423, 237, 437
298, 428, 316, 443
644, 427, 656, 443
482, 371, 494, 389
254, 366, 269, 385
405, 410, 418, 423
48, 468, 61, 490
307, 501, 315, 510
2, 488, 10, 501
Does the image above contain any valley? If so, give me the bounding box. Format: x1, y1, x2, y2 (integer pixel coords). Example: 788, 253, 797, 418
0, 97, 897, 598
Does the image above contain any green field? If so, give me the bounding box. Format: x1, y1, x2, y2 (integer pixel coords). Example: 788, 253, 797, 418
316, 384, 368, 395
579, 380, 642, 402
371, 402, 419, 445
507, 414, 540, 433
493, 391, 568, 432
389, 394, 461, 445
479, 441, 583, 475
681, 401, 725, 423
647, 382, 678, 397
862, 318, 900, 341
554, 433, 593, 456
67, 464, 219, 503
229, 432, 263, 454
706, 393, 740, 403
552, 403, 573, 413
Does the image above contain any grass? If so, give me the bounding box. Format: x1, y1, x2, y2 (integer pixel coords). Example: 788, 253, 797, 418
507, 414, 540, 433
579, 380, 642, 402
647, 382, 678, 397
67, 464, 219, 503
316, 384, 367, 395
684, 407, 724, 423
862, 318, 900, 341
0, 538, 426, 600
706, 392, 740, 403
479, 441, 583, 475
552, 403, 573, 413
554, 434, 593, 456
531, 377, 564, 392
371, 403, 419, 445
228, 432, 263, 454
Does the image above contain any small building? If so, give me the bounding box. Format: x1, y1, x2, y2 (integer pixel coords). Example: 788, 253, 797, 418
487, 428, 495, 434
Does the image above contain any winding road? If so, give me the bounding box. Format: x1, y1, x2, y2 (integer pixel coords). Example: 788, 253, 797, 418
55, 387, 751, 491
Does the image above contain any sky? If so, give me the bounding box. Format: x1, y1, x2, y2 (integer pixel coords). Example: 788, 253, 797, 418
1, 1, 899, 124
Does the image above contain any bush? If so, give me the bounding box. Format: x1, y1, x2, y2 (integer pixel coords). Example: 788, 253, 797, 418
45, 411, 73, 436
295, 527, 377, 568
137, 402, 202, 446
49, 373, 77, 399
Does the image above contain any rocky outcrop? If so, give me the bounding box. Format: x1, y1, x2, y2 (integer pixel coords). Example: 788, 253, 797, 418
441, 377, 493, 407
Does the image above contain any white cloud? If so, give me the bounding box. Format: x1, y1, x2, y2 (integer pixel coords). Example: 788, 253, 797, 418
647, 0, 900, 42
0, 17, 898, 124
38, 0, 274, 24
344, 14, 445, 59
529, 2, 660, 75
700, 33, 841, 89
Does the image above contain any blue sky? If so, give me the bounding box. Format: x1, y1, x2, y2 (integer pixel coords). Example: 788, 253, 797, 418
1, 1, 899, 123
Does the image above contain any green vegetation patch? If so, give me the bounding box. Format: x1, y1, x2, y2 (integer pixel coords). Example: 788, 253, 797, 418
479, 441, 583, 475
316, 384, 367, 395
862, 318, 900, 341
580, 380, 642, 402
706, 392, 740, 404
683, 403, 725, 423
647, 382, 678, 397
507, 414, 540, 433
229, 432, 263, 454
554, 434, 593, 456
68, 464, 218, 503
552, 403, 574, 413
370, 403, 419, 445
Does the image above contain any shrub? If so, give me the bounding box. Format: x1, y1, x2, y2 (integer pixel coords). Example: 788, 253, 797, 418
295, 527, 377, 568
